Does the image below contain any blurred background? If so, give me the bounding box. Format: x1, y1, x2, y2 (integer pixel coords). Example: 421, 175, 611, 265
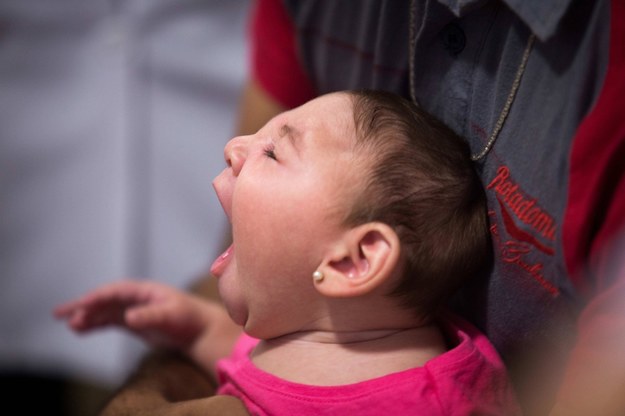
0, 0, 251, 414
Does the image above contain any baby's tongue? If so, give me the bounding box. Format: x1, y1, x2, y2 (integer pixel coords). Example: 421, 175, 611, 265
210, 244, 234, 277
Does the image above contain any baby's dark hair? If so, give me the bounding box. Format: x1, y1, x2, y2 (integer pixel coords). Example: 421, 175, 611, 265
345, 89, 490, 319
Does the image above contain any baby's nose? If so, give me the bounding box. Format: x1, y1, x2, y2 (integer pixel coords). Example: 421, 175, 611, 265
224, 136, 248, 176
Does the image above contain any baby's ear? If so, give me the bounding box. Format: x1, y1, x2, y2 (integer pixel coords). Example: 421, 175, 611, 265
314, 222, 400, 297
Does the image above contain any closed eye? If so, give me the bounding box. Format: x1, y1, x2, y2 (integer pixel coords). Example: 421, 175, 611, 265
263, 144, 277, 160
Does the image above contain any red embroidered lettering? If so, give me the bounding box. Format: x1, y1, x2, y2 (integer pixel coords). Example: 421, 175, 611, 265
488, 212, 559, 297
487, 166, 510, 189
502, 241, 530, 263
488, 165, 556, 243
515, 198, 536, 218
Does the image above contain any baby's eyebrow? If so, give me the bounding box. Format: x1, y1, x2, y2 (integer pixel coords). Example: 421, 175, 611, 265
278, 124, 303, 155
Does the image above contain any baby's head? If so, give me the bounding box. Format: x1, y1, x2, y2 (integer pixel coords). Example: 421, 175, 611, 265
213, 89, 489, 337
343, 89, 490, 319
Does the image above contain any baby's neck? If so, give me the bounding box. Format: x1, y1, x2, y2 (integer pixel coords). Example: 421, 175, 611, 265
250, 323, 447, 386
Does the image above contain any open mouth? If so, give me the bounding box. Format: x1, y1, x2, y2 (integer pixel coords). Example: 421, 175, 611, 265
210, 172, 234, 278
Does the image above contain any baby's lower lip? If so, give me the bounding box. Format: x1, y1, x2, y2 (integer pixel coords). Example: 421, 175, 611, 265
210, 244, 234, 277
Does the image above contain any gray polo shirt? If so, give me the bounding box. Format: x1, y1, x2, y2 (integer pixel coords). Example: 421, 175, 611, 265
281, 0, 612, 412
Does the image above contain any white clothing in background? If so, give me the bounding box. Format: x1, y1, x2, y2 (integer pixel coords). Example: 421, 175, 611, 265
0, 0, 250, 386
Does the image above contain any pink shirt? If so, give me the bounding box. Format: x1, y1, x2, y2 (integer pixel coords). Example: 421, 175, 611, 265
217, 314, 521, 415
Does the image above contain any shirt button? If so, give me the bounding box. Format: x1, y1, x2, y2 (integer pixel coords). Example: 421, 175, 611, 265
441, 23, 466, 56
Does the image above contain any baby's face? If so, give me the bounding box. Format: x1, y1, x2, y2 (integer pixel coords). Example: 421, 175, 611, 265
211, 92, 363, 338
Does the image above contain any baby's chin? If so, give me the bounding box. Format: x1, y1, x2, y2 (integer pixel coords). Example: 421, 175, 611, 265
218, 290, 248, 328
229, 308, 247, 328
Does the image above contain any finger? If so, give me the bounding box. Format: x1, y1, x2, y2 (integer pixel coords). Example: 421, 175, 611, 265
66, 309, 92, 331
53, 300, 83, 318
79, 281, 152, 307
54, 280, 149, 318
125, 303, 172, 330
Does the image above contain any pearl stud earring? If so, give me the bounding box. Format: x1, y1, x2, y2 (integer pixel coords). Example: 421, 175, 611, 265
313, 270, 324, 283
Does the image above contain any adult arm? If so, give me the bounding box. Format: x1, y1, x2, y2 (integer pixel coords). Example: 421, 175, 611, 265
552, 1, 625, 413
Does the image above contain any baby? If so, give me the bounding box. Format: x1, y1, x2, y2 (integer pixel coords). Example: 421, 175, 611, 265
56, 90, 521, 415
